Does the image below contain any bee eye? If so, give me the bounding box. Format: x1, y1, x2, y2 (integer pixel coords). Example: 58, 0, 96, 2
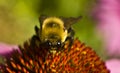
44, 40, 62, 48
48, 42, 52, 46
57, 42, 61, 48
45, 41, 52, 46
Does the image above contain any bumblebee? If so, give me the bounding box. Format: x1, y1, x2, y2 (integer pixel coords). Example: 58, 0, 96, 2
32, 15, 82, 52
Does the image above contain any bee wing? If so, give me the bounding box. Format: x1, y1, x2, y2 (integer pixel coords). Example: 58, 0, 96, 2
39, 15, 48, 28
61, 16, 82, 29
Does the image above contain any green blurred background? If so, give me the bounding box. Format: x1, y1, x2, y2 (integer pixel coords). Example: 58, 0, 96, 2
0, 0, 107, 59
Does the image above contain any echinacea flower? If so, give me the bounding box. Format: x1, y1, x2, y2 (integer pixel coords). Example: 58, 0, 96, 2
0, 38, 110, 73
94, 0, 120, 73
0, 27, 110, 73
95, 0, 120, 57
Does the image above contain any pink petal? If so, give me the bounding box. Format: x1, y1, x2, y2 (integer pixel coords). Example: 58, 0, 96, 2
0, 43, 19, 57
96, 0, 120, 56
106, 59, 120, 73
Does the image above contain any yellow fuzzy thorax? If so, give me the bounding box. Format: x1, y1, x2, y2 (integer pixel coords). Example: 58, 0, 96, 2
41, 17, 68, 43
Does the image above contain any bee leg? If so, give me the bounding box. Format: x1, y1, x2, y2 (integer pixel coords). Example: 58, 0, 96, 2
35, 26, 40, 35
30, 35, 40, 48
65, 28, 75, 50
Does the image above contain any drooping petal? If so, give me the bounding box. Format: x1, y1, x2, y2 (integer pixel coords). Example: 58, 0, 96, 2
0, 43, 19, 58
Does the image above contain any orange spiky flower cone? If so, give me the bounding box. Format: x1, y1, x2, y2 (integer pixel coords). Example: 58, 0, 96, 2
0, 22, 110, 73
45, 38, 110, 73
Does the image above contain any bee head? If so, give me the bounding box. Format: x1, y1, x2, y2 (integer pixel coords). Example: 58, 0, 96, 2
38, 15, 82, 49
